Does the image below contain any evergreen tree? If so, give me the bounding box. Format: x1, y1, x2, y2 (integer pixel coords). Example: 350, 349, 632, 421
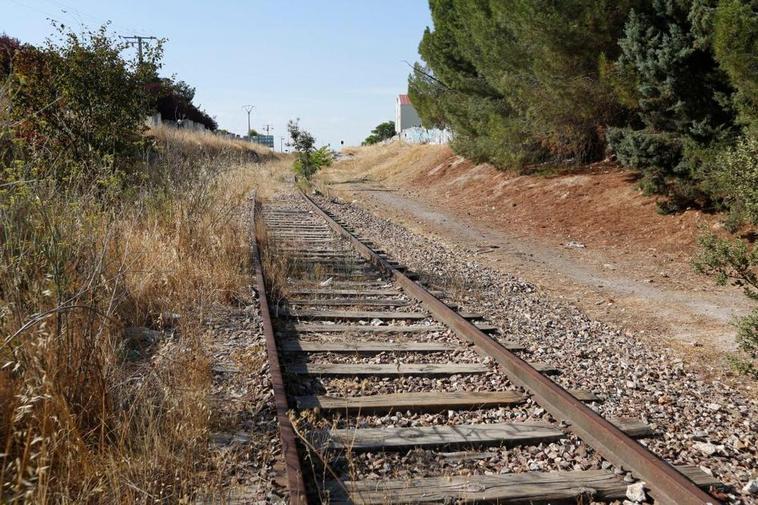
362, 121, 397, 145
713, 0, 758, 133
410, 0, 636, 167
410, 0, 528, 166
607, 0, 738, 210
410, 0, 754, 214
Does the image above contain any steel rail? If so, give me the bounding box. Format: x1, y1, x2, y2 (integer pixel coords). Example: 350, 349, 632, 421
301, 191, 718, 505
251, 198, 309, 505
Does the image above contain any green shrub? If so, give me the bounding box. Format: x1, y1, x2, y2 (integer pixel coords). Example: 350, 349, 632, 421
694, 232, 757, 299
607, 128, 683, 171
311, 145, 334, 168
288, 120, 332, 179
715, 135, 758, 225
607, 127, 686, 198
363, 121, 396, 145
694, 231, 758, 358
693, 134, 758, 363
736, 309, 758, 358
293, 146, 333, 178
6, 25, 158, 190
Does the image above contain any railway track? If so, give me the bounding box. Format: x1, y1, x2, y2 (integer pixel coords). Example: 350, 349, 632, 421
252, 193, 722, 505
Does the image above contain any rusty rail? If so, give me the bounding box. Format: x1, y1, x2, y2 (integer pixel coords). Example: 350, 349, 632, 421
251, 197, 309, 505
301, 191, 718, 505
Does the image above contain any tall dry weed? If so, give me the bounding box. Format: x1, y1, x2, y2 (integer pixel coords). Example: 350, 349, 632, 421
1, 128, 292, 503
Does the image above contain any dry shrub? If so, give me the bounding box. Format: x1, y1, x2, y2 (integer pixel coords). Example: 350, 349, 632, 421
245, 157, 295, 202
0, 141, 292, 502
0, 370, 14, 455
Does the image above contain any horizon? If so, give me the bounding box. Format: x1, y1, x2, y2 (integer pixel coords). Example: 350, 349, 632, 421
2, 0, 433, 148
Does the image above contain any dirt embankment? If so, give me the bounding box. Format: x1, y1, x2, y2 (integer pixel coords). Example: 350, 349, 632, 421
320, 142, 752, 368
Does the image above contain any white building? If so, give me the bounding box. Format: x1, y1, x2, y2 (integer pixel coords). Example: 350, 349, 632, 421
395, 94, 421, 133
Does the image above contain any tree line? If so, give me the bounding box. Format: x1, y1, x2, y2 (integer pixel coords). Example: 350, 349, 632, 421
410, 0, 757, 371
409, 0, 756, 217
0, 26, 218, 190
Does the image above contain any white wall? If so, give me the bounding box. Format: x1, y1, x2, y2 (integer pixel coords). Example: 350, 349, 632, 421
395, 98, 402, 133
395, 97, 422, 132
399, 127, 452, 145
400, 104, 421, 131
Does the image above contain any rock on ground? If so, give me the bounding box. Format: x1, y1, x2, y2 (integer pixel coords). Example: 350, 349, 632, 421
316, 195, 758, 504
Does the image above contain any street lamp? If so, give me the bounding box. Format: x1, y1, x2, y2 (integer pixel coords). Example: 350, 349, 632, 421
242, 105, 254, 137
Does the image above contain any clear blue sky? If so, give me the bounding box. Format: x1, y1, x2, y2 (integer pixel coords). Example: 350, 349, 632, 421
2, 0, 432, 148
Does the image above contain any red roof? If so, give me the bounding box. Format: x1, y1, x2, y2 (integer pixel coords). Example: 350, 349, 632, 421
398, 94, 411, 105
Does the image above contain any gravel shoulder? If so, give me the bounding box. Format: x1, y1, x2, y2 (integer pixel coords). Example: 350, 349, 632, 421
313, 194, 758, 504
323, 177, 752, 368
318, 144, 752, 360
200, 302, 288, 504
196, 199, 289, 504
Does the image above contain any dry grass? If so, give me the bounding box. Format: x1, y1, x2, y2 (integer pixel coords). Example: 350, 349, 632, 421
319, 141, 451, 188
0, 135, 294, 502
246, 157, 296, 201
147, 124, 274, 159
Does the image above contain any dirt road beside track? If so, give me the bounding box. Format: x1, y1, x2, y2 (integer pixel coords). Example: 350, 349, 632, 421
319, 143, 752, 368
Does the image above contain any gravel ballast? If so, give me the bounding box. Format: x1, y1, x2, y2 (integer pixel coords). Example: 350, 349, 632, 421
204, 301, 288, 503
314, 194, 758, 504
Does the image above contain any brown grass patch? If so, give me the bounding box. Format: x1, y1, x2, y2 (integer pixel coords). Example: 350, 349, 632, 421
0, 152, 293, 502
147, 124, 275, 159
328, 142, 452, 186
322, 141, 720, 276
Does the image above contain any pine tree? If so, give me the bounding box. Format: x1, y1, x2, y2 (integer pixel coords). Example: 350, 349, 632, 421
713, 0, 758, 133
409, 0, 529, 166
607, 0, 738, 210
409, 0, 636, 167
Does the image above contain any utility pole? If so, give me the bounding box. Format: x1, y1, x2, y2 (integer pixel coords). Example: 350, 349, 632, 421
121, 35, 157, 65
242, 105, 254, 137
280, 136, 285, 152
262, 124, 274, 135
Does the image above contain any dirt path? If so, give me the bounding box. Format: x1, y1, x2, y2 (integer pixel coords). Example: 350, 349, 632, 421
313, 193, 758, 500
325, 180, 750, 362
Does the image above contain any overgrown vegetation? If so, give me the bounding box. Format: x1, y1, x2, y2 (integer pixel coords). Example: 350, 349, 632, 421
2, 26, 155, 189
695, 232, 758, 374
409, 0, 756, 214
0, 25, 273, 502
694, 133, 758, 374
287, 119, 333, 179
715, 135, 758, 228
409, 1, 757, 362
148, 77, 218, 130
409, 0, 633, 168
362, 120, 396, 145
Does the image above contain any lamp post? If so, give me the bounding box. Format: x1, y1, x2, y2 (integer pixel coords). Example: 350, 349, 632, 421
242, 105, 254, 137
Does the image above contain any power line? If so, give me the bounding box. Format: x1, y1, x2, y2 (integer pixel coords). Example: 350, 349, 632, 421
38, 0, 144, 35
121, 35, 157, 64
